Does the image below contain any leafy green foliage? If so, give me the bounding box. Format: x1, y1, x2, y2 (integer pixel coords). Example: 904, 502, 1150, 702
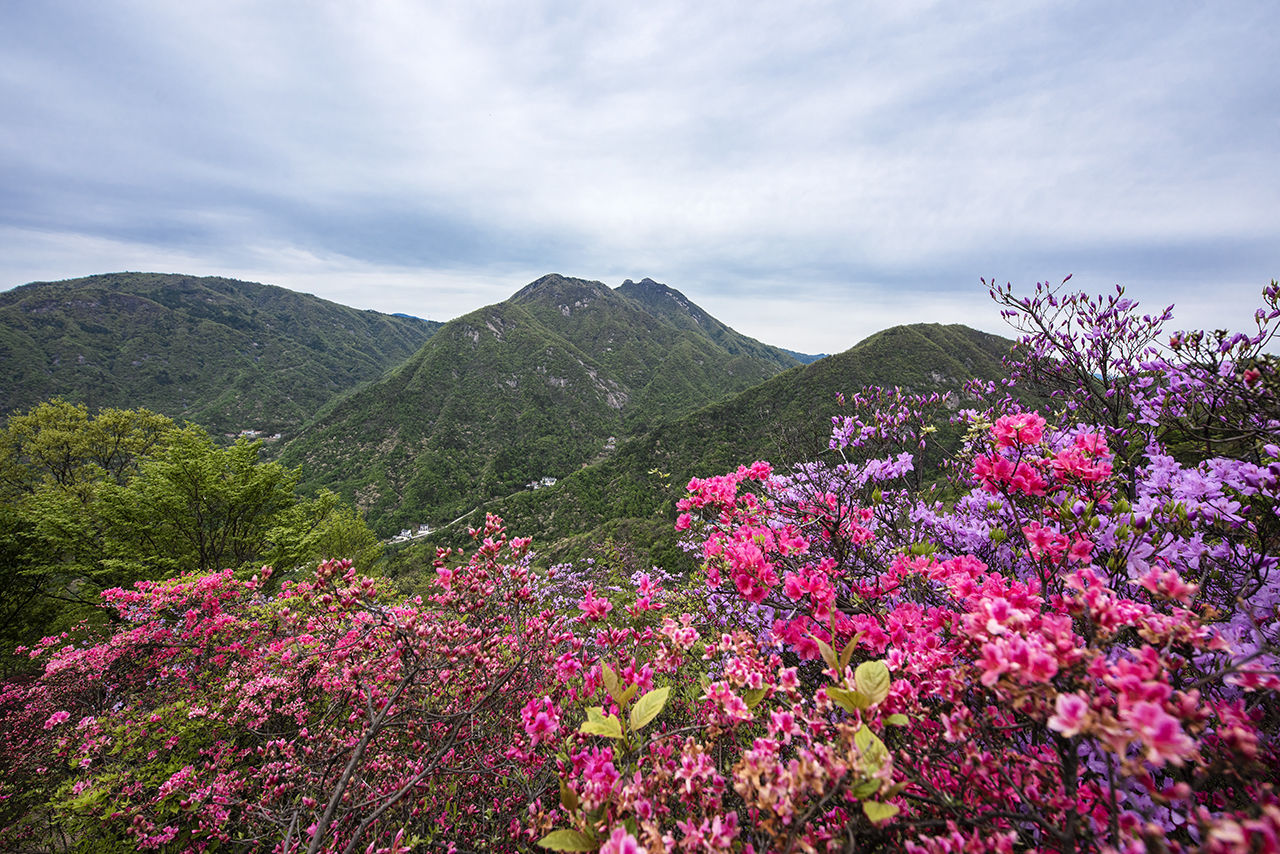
0, 273, 439, 437
537, 828, 598, 851
95, 431, 303, 580
629, 685, 671, 732
0, 398, 173, 497
0, 400, 380, 672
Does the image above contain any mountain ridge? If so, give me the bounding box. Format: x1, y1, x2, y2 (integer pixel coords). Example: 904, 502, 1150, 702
281, 275, 806, 533
422, 320, 1017, 569
0, 273, 441, 436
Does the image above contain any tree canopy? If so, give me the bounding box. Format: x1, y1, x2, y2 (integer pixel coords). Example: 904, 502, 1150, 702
0, 401, 380, 673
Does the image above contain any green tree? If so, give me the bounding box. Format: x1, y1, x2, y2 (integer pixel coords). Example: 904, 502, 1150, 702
0, 399, 174, 498
96, 431, 300, 581
262, 488, 383, 580
0, 401, 181, 672
0, 400, 382, 673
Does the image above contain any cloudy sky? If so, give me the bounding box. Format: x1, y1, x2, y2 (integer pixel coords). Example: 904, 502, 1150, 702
2, 1, 1277, 353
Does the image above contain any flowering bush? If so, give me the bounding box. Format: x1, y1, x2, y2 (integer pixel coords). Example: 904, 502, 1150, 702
525, 281, 1280, 853
0, 516, 563, 852
2, 280, 1278, 853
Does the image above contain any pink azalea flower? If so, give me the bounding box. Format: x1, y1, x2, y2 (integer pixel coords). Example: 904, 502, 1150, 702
1126, 701, 1195, 766
520, 696, 560, 746
579, 587, 613, 621
993, 412, 1046, 448
599, 826, 641, 854
1048, 692, 1089, 737
42, 710, 70, 729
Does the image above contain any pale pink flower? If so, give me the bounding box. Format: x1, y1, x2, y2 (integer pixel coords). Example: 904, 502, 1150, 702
43, 710, 70, 729
1126, 701, 1195, 766
1048, 692, 1089, 738
599, 826, 641, 854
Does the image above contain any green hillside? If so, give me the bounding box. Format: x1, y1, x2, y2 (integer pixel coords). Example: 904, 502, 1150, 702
281, 274, 803, 534
423, 322, 1015, 570
0, 273, 440, 436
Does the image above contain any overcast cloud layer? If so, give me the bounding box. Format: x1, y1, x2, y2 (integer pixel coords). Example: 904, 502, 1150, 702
2, 1, 1277, 352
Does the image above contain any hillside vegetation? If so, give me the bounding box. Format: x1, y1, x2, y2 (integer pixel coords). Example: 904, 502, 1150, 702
388, 322, 1015, 576
281, 274, 804, 534
6, 282, 1276, 852
0, 273, 440, 436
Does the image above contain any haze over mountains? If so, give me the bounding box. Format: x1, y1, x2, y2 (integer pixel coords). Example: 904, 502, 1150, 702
0, 271, 1016, 543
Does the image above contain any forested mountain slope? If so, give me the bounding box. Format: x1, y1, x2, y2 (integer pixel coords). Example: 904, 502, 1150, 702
454, 322, 1015, 568
0, 273, 440, 436
281, 274, 803, 533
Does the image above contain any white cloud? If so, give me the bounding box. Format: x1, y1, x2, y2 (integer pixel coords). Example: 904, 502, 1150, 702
1, 0, 1277, 352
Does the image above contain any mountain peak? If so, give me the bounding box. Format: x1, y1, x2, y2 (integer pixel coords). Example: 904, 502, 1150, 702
617, 277, 704, 322
619, 277, 663, 289
510, 274, 611, 304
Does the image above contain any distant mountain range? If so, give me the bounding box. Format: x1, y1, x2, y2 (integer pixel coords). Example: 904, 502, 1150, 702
1, 271, 1015, 549
0, 273, 440, 436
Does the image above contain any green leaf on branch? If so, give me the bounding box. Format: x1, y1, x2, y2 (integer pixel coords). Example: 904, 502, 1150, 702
744, 687, 768, 709
827, 687, 871, 712
579, 706, 623, 739
862, 801, 900, 823
850, 779, 881, 799
855, 724, 889, 771
854, 660, 891, 706
618, 682, 638, 706
838, 632, 863, 672
885, 713, 910, 726
559, 779, 579, 814
602, 662, 619, 699
629, 686, 670, 733
537, 828, 597, 851
814, 635, 839, 672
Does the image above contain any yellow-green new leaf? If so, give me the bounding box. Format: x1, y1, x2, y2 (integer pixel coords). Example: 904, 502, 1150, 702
827, 687, 871, 712
618, 682, 639, 706
838, 633, 863, 672
744, 687, 768, 709
559, 780, 579, 814
854, 660, 891, 706
814, 636, 839, 672
630, 686, 671, 733
580, 706, 623, 739
602, 662, 620, 700
538, 829, 597, 851
855, 724, 889, 771
862, 801, 900, 823
850, 779, 881, 799
885, 713, 910, 726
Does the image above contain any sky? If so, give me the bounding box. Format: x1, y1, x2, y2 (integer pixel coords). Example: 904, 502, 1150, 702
2, 1, 1277, 354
